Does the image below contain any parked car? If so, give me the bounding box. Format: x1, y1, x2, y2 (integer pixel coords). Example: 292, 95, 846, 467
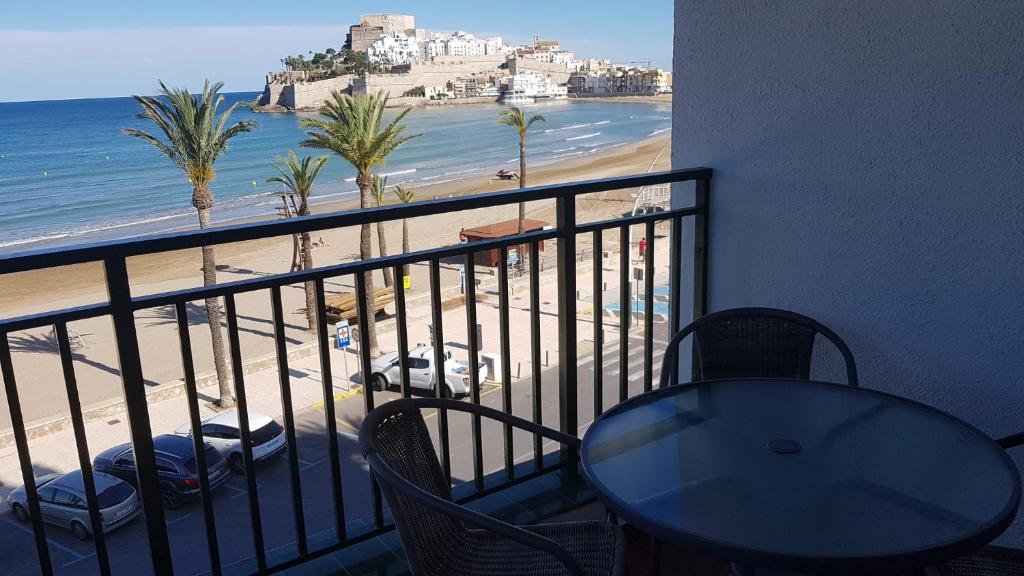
368, 345, 489, 397
6, 470, 140, 540
93, 434, 231, 509
174, 409, 286, 475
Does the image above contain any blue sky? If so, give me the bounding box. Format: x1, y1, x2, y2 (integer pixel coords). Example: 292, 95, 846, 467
0, 1, 673, 102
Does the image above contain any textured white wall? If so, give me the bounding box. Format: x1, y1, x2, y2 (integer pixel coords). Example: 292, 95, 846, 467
672, 1, 1024, 543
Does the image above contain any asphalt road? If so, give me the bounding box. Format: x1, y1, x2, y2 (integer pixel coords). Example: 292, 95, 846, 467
0, 328, 667, 576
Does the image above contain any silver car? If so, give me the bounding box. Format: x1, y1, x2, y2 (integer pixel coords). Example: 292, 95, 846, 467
6, 470, 141, 540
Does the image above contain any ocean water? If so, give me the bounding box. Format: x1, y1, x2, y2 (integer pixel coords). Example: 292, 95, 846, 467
0, 93, 671, 252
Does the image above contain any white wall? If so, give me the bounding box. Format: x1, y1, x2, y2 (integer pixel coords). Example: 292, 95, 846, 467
672, 1, 1024, 543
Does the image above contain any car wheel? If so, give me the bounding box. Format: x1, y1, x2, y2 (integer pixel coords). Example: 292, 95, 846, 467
371, 374, 387, 392
230, 453, 246, 475
161, 486, 179, 510
71, 520, 92, 541
11, 503, 28, 522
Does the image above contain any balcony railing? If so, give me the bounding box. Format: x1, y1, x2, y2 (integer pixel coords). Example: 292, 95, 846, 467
0, 167, 711, 576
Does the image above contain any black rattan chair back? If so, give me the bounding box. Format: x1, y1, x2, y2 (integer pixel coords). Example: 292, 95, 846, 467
659, 307, 859, 388
361, 400, 462, 575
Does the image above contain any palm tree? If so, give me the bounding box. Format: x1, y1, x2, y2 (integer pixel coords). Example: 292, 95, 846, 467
125, 81, 258, 408
267, 152, 329, 331
370, 174, 394, 288
393, 185, 416, 280
300, 91, 419, 357
497, 107, 545, 233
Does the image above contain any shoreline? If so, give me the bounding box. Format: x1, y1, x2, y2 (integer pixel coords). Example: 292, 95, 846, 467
0, 132, 670, 314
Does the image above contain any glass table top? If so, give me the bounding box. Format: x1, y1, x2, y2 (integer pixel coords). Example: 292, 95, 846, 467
581, 379, 1020, 571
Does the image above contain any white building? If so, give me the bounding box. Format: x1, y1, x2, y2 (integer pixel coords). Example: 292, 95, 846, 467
420, 32, 508, 60
506, 71, 568, 99
367, 32, 421, 65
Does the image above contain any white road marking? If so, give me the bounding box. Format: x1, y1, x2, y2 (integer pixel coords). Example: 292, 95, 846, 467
166, 512, 194, 526
60, 553, 97, 569
2, 518, 86, 560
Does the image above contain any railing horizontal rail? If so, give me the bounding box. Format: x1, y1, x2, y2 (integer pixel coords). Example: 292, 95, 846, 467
0, 302, 112, 334
0, 168, 711, 275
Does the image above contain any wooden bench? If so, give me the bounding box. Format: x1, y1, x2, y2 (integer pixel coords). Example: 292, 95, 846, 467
324, 286, 395, 324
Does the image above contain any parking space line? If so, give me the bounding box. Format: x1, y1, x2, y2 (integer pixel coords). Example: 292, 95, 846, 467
166, 512, 194, 527
299, 457, 325, 471
60, 552, 97, 569
311, 385, 363, 410
2, 518, 86, 560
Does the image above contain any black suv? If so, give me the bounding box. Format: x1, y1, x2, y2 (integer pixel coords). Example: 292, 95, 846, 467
93, 434, 232, 509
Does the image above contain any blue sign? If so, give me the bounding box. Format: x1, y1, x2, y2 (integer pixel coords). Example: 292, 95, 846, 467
508, 248, 519, 265
335, 320, 351, 349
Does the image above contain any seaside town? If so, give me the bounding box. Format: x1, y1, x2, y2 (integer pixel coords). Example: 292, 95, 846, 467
258, 13, 672, 110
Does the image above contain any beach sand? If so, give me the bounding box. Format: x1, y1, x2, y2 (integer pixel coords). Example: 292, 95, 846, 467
0, 132, 670, 429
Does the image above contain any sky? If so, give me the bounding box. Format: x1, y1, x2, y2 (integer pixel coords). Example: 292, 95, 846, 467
0, 1, 673, 102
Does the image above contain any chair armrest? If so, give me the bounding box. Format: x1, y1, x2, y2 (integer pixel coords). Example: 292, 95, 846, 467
997, 431, 1024, 450
406, 398, 582, 450
366, 453, 584, 576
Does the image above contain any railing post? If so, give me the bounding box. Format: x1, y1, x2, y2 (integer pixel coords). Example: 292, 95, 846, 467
691, 178, 710, 381
556, 193, 578, 470
103, 257, 173, 575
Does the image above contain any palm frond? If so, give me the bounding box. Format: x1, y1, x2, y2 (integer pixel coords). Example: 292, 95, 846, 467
124, 79, 258, 190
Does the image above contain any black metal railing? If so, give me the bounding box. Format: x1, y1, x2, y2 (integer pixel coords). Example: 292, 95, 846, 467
0, 167, 711, 576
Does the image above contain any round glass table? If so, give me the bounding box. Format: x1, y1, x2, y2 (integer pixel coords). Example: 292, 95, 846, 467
580, 379, 1021, 574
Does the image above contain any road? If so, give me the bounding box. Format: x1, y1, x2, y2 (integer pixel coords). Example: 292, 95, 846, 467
0, 329, 667, 576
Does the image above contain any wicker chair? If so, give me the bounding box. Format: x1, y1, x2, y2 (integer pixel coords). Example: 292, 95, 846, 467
359, 398, 625, 576
658, 307, 859, 388
924, 432, 1024, 576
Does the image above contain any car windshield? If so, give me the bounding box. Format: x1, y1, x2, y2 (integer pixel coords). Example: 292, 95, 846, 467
184, 446, 223, 474
97, 482, 135, 508
251, 421, 281, 445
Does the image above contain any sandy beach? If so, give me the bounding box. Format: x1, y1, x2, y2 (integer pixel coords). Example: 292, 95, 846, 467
0, 131, 670, 430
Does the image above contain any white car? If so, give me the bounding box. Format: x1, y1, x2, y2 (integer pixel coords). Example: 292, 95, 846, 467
368, 345, 489, 397
175, 410, 286, 474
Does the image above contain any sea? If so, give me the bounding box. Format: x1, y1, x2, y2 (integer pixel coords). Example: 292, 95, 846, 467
0, 93, 671, 253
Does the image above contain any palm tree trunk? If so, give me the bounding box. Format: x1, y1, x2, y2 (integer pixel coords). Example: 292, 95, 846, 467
301, 232, 316, 331
356, 173, 380, 357
402, 219, 410, 279
377, 222, 394, 287
518, 138, 527, 234
195, 191, 234, 408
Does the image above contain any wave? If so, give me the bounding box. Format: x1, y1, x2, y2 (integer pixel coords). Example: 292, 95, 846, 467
544, 122, 591, 133
380, 168, 417, 178
551, 147, 577, 153
0, 232, 72, 249
593, 120, 611, 125
648, 127, 671, 136
566, 132, 601, 141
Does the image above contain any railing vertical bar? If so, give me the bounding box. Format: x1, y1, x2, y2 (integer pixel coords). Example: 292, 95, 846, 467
355, 273, 384, 529
464, 254, 484, 490
643, 219, 655, 393
428, 260, 452, 482
270, 287, 308, 556
55, 322, 112, 576
224, 293, 267, 571
0, 333, 54, 576
313, 279, 346, 540
618, 225, 630, 402
592, 228, 603, 417
668, 215, 683, 387
174, 303, 223, 576
497, 246, 514, 479
556, 194, 578, 469
692, 178, 710, 381
529, 240, 543, 470
393, 265, 411, 399
102, 257, 172, 575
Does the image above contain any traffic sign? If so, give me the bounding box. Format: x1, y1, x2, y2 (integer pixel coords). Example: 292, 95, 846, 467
335, 320, 351, 349
508, 248, 519, 266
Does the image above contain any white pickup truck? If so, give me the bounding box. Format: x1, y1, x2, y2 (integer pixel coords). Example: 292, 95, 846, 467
368, 345, 489, 397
